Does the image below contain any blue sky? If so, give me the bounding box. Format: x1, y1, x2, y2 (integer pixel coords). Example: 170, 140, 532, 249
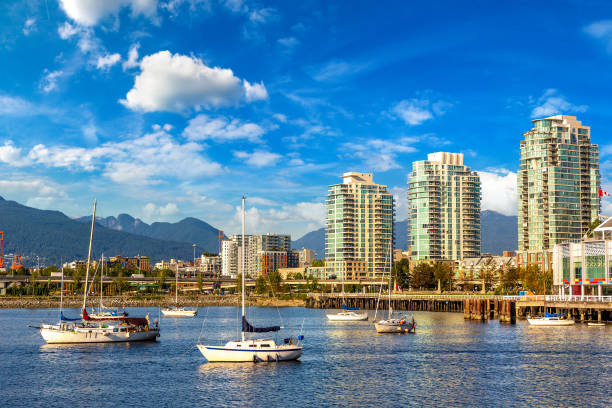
0, 0, 611, 239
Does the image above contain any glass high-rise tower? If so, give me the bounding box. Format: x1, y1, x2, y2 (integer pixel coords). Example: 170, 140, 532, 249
325, 172, 394, 280
518, 115, 600, 253
408, 152, 481, 260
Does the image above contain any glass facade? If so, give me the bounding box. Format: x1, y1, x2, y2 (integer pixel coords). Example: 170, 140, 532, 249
518, 115, 600, 252
325, 173, 395, 279
408, 152, 481, 260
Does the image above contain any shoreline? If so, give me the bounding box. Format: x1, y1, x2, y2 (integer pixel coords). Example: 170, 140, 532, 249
0, 295, 306, 309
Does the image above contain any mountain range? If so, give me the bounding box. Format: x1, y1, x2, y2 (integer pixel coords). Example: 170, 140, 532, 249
0, 196, 215, 266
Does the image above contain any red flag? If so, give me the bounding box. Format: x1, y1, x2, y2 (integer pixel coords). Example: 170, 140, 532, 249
599, 189, 610, 197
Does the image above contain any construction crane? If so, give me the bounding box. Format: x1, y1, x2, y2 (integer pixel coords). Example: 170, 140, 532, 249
11, 254, 23, 271
218, 230, 225, 255
0, 231, 3, 269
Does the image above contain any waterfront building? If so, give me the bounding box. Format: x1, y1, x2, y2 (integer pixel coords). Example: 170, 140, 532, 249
325, 172, 395, 280
408, 152, 481, 261
297, 248, 315, 267
552, 217, 612, 297
199, 254, 221, 278
256, 251, 288, 277
224, 233, 293, 277
456, 254, 516, 280
221, 240, 238, 277
517, 115, 600, 267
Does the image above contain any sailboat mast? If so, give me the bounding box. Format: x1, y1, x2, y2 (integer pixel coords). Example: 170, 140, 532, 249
175, 262, 179, 305
82, 199, 97, 311
241, 195, 246, 342
388, 243, 392, 319
60, 265, 64, 320
100, 254, 104, 311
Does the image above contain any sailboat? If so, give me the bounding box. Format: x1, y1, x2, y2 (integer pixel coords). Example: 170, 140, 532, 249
196, 196, 303, 362
373, 244, 415, 333
161, 263, 197, 317
326, 259, 367, 321
35, 200, 160, 344
88, 254, 129, 320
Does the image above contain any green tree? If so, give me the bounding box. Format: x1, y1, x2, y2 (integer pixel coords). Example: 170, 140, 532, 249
585, 218, 602, 238
292, 272, 304, 280
520, 264, 545, 294
268, 270, 282, 294
392, 258, 410, 289
235, 274, 242, 294
197, 272, 203, 292
480, 265, 497, 292
255, 276, 268, 294
311, 259, 325, 267
433, 262, 453, 291
500, 266, 520, 294
308, 275, 319, 292
113, 277, 130, 294
411, 263, 435, 290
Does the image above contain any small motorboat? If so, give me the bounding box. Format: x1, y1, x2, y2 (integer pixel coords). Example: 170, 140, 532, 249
587, 322, 605, 327
527, 312, 575, 326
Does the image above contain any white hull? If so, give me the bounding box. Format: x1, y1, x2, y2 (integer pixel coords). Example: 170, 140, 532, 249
161, 308, 197, 317
374, 320, 415, 333
39, 324, 159, 344
197, 340, 302, 363
587, 322, 605, 327
326, 311, 368, 321
527, 318, 575, 326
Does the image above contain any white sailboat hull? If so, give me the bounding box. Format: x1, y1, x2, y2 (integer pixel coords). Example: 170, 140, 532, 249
40, 324, 160, 344
374, 319, 415, 333
527, 318, 575, 326
326, 311, 368, 321
161, 308, 197, 317
197, 341, 302, 363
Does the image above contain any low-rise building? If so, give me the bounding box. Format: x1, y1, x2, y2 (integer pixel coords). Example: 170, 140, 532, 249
199, 254, 221, 278
552, 217, 612, 297
456, 255, 516, 279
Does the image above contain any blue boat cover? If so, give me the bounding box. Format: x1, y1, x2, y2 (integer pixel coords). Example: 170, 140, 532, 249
242, 316, 280, 333
60, 312, 80, 321
342, 304, 359, 311
545, 311, 567, 317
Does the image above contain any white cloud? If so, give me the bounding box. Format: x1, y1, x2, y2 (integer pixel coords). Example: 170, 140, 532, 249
183, 114, 265, 142
277, 36, 299, 50
12, 130, 221, 185
234, 150, 282, 167
58, 21, 80, 39
531, 89, 588, 118
600, 144, 612, 158
243, 80, 268, 102
478, 169, 517, 216
584, 20, 612, 53
23, 17, 36, 36
344, 137, 418, 172
120, 51, 268, 112
0, 95, 36, 116
96, 53, 121, 70
311, 59, 373, 82
0, 142, 29, 166
40, 69, 64, 93
123, 43, 140, 70
143, 202, 180, 217
59, 0, 159, 27
248, 7, 276, 24
0, 179, 64, 198
392, 99, 434, 125
225, 200, 326, 238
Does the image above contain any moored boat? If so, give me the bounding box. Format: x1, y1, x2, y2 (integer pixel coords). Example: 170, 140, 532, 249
527, 312, 575, 326
196, 196, 302, 363
161, 263, 197, 317
326, 308, 369, 321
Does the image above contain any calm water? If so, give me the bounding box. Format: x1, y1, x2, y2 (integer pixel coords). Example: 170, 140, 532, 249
1, 306, 610, 407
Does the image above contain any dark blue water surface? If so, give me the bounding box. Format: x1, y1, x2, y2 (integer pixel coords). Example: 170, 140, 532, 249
1, 306, 610, 407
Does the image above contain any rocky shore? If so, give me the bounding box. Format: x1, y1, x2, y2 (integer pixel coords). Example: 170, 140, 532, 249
0, 295, 305, 309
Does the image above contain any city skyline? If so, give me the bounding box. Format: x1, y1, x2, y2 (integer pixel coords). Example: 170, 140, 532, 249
1, 1, 612, 239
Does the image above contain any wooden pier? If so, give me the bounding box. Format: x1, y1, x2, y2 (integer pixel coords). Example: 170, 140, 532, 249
306, 293, 517, 323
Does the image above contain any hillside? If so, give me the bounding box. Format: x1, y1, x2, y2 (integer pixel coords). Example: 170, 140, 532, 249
0, 196, 208, 267
77, 214, 220, 253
